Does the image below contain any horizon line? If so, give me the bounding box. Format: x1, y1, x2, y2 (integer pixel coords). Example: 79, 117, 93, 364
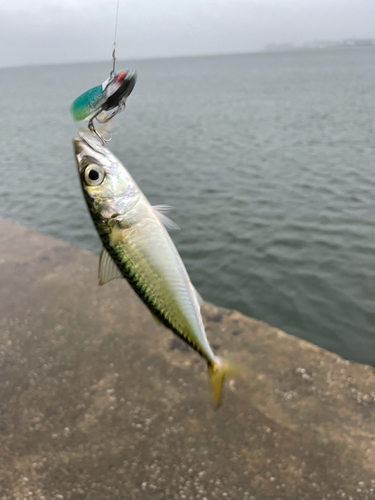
1, 44, 372, 71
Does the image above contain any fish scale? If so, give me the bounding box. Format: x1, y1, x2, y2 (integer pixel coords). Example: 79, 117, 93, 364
111, 221, 199, 346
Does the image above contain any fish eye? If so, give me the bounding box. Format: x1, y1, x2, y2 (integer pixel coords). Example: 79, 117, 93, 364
84, 164, 105, 186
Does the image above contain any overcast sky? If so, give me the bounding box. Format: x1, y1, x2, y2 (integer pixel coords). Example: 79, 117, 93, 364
1, 0, 374, 68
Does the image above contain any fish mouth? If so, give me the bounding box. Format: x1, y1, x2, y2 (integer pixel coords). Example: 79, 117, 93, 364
73, 133, 107, 175
73, 137, 94, 173
73, 135, 96, 155
73, 137, 83, 155
73, 137, 85, 173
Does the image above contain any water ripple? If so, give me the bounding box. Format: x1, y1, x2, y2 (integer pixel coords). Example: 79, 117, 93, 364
1, 49, 374, 364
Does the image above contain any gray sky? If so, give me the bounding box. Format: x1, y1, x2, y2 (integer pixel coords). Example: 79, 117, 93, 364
1, 0, 374, 68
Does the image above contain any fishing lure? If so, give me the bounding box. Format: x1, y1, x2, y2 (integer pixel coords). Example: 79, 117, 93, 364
70, 69, 137, 142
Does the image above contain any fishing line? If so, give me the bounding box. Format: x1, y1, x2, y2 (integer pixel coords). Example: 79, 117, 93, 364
111, 0, 120, 77
70, 0, 136, 144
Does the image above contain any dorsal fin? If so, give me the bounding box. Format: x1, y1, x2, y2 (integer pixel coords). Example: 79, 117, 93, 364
98, 247, 122, 285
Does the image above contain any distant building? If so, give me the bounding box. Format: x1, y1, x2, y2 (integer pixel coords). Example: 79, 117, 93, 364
263, 38, 375, 53
343, 38, 375, 47
303, 40, 341, 49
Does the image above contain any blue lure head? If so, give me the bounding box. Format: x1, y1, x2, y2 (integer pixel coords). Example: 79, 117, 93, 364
70, 69, 137, 123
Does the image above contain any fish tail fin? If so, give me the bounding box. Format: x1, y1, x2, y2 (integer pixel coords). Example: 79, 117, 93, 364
208, 357, 245, 409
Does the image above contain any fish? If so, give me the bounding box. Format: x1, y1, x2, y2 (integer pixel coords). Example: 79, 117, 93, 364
70, 69, 137, 122
73, 129, 241, 407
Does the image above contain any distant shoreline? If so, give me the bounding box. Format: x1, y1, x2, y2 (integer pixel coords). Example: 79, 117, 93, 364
1, 45, 375, 71
263, 45, 375, 55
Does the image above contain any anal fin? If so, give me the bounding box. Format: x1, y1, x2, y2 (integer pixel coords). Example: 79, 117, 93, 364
98, 247, 123, 285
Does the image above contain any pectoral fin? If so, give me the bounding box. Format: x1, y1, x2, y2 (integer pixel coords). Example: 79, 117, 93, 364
195, 287, 204, 307
152, 205, 180, 230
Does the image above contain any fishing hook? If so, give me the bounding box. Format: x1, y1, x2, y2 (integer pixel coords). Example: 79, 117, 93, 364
87, 100, 127, 144
88, 110, 113, 144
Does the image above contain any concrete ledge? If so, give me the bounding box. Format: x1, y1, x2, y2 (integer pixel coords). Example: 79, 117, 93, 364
0, 218, 374, 500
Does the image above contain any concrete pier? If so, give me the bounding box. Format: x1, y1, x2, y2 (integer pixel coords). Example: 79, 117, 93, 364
0, 218, 374, 499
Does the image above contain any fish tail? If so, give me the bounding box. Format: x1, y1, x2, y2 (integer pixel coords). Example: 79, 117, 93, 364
208, 357, 245, 409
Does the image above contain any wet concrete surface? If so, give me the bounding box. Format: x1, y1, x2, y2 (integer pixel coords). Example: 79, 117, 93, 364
0, 217, 374, 500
